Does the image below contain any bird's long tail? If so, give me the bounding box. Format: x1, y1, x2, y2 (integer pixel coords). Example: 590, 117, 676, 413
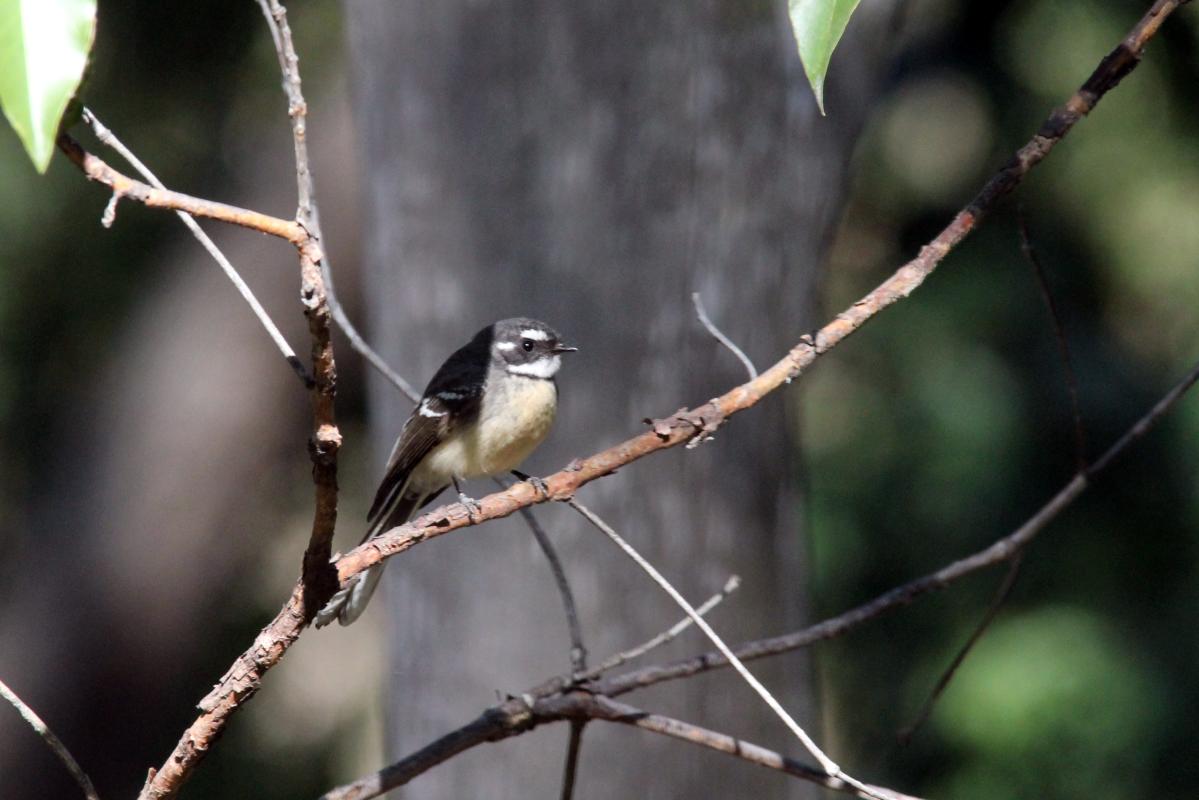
314, 490, 429, 628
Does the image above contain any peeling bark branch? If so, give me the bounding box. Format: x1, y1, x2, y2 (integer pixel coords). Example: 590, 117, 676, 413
136, 2, 341, 798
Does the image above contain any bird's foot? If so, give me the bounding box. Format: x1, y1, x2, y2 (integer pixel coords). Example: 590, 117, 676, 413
453, 476, 483, 522
512, 470, 550, 500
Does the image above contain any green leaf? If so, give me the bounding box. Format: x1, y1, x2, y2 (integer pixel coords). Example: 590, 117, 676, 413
788, 0, 860, 115
0, 0, 97, 173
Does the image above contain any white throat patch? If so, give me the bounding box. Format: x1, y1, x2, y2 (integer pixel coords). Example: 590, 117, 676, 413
507, 355, 561, 379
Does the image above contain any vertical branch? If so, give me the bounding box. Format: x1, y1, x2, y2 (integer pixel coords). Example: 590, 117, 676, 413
255, 0, 341, 609
256, 0, 423, 404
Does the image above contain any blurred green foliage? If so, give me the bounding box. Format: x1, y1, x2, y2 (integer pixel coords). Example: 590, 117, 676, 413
808, 1, 1199, 797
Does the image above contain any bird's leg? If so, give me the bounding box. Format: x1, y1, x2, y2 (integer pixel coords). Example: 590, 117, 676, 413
511, 470, 550, 500
452, 476, 482, 521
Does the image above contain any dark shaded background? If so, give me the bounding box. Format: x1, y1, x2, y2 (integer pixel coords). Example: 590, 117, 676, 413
0, 1, 1197, 799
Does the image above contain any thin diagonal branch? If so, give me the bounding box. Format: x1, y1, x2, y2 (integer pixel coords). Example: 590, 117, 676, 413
498, 478, 590, 800
897, 548, 1025, 745
0, 678, 100, 800
1019, 209, 1087, 470
693, 291, 758, 379
566, 498, 845, 780
498, 478, 587, 674
325, 258, 421, 401
578, 574, 741, 681
80, 108, 312, 386
319, 692, 923, 800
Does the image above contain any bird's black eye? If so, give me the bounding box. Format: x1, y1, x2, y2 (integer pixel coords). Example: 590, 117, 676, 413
522, 339, 534, 352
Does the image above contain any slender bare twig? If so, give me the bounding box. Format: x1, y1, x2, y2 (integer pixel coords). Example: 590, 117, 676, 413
80, 108, 312, 386
560, 722, 585, 800
323, 255, 421, 401
692, 291, 758, 379
896, 548, 1025, 745
1018, 209, 1087, 469
577, 575, 741, 681
496, 478, 590, 800
319, 692, 923, 800
565, 499, 847, 781
497, 479, 588, 673
0, 678, 100, 800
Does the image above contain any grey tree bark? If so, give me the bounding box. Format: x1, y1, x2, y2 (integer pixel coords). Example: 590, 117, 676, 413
345, 1, 899, 796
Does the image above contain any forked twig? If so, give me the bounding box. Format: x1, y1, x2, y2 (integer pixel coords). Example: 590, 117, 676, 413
564, 499, 852, 784
577, 575, 741, 681
896, 548, 1025, 745
80, 108, 312, 386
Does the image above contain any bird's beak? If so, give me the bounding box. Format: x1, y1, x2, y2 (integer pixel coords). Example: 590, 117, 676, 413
553, 343, 579, 354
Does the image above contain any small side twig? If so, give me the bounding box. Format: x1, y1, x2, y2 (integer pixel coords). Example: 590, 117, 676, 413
565, 499, 846, 781
0, 677, 100, 800
896, 548, 1025, 745
81, 108, 312, 386
577, 575, 741, 681
1018, 208, 1087, 470
692, 291, 758, 379
324, 255, 421, 402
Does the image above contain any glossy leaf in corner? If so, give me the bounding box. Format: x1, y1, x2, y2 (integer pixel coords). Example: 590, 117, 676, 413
787, 0, 860, 115
0, 0, 97, 173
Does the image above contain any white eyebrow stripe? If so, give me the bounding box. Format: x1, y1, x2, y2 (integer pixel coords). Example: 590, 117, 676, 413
520, 328, 550, 341
496, 341, 517, 351
507, 355, 561, 379
418, 399, 447, 417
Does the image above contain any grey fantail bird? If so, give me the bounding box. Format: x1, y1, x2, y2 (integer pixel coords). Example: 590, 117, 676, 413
315, 317, 576, 628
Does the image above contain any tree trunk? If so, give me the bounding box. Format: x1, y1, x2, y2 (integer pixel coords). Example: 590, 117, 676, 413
345, 0, 897, 795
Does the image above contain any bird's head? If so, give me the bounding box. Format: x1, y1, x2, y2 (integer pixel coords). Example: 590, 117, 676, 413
489, 317, 577, 379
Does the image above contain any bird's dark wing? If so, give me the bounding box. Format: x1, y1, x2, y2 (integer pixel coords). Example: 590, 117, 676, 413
365, 339, 490, 526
